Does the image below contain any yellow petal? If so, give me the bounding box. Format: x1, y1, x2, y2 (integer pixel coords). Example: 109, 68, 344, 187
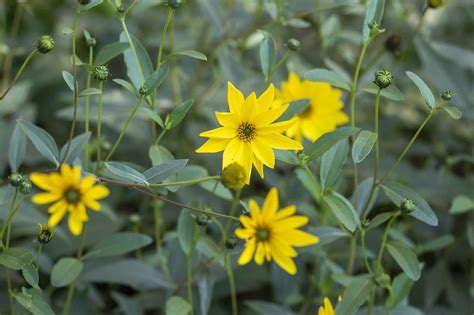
251, 138, 275, 168
79, 176, 96, 190
269, 237, 297, 257
249, 199, 261, 224
283, 230, 319, 247
273, 216, 309, 232
257, 119, 296, 135
228, 81, 244, 115
196, 138, 229, 153
259, 133, 303, 151
222, 138, 244, 168
30, 173, 60, 192
254, 242, 265, 265
252, 154, 265, 179
235, 227, 254, 239
238, 238, 256, 265
269, 243, 297, 275
256, 84, 275, 113
48, 201, 68, 226
199, 127, 236, 139
32, 192, 61, 204
239, 215, 257, 230
216, 112, 239, 128
273, 205, 296, 220
262, 188, 278, 220
324, 298, 334, 315
241, 92, 257, 123
83, 198, 101, 211
254, 103, 288, 127
84, 185, 110, 200
318, 306, 326, 315
68, 212, 84, 236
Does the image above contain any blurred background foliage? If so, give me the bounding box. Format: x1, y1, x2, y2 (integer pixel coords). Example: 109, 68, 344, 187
0, 0, 473, 314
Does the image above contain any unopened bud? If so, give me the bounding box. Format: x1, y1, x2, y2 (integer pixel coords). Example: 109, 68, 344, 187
286, 38, 300, 51
86, 37, 96, 48
374, 69, 393, 89
19, 178, 32, 195
222, 163, 246, 190
79, 0, 91, 5
400, 199, 415, 214
428, 0, 448, 9
441, 90, 454, 101
36, 36, 55, 54
167, 0, 183, 9
9, 172, 23, 187
196, 214, 210, 226
37, 224, 55, 244
93, 65, 109, 81
225, 237, 237, 249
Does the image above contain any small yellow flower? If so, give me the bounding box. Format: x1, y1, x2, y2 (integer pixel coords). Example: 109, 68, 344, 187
318, 297, 335, 315
196, 82, 303, 184
235, 188, 319, 275
276, 72, 349, 143
30, 165, 110, 236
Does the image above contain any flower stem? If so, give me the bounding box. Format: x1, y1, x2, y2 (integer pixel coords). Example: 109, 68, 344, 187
361, 228, 373, 273
62, 225, 87, 315
156, 7, 174, 69
100, 175, 222, 188
3, 188, 18, 315
84, 45, 94, 171
104, 96, 145, 163
60, 5, 81, 167
0, 49, 38, 101
187, 227, 199, 312
95, 81, 104, 174
376, 213, 398, 268
36, 243, 43, 270
225, 252, 238, 315
261, 50, 289, 94
120, 18, 145, 84
221, 189, 241, 244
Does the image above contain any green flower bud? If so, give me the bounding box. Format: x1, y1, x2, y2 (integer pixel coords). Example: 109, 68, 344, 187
196, 214, 210, 226
368, 21, 384, 37
36, 35, 55, 54
38, 224, 55, 244
167, 0, 183, 9
286, 38, 300, 51
400, 199, 415, 214
441, 90, 454, 101
93, 65, 109, 81
222, 162, 246, 190
225, 237, 237, 249
385, 34, 401, 54
374, 69, 394, 89
86, 37, 97, 48
117, 5, 125, 13
79, 0, 91, 5
19, 178, 32, 195
375, 273, 391, 288
139, 86, 148, 96
9, 172, 23, 187
297, 152, 309, 165
428, 0, 448, 9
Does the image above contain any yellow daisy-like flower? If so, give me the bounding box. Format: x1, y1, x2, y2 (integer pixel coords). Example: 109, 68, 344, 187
318, 297, 335, 315
235, 187, 319, 275
275, 72, 349, 143
30, 165, 110, 236
196, 82, 303, 184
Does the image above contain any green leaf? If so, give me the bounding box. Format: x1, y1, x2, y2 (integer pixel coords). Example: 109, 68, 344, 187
18, 120, 59, 166
320, 139, 348, 191
164, 50, 207, 62
352, 130, 377, 164
143, 160, 188, 184
78, 88, 101, 97
390, 272, 415, 307
140, 108, 165, 128
80, 0, 103, 11
309, 226, 349, 246
9, 122, 27, 171
386, 241, 421, 281
142, 66, 169, 96
120, 32, 153, 91
324, 192, 360, 232
419, 235, 454, 254
60, 132, 91, 165
304, 68, 351, 91
295, 168, 320, 203
361, 84, 404, 101
178, 209, 198, 255
335, 276, 375, 315
305, 127, 359, 161
83, 232, 153, 260
277, 99, 310, 121
22, 264, 40, 289
113, 78, 137, 96
362, 0, 385, 42
442, 104, 462, 120
449, 195, 474, 214
62, 71, 77, 92
105, 162, 148, 185
406, 71, 436, 108
275, 150, 300, 165
166, 296, 192, 315
94, 42, 130, 66
13, 288, 55, 315
149, 144, 174, 166
246, 301, 293, 315
382, 182, 438, 226
166, 99, 194, 129
259, 32, 277, 77
367, 212, 395, 231
51, 257, 83, 287
0, 248, 34, 270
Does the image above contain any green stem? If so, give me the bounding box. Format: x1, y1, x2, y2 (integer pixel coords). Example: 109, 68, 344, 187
349, 36, 374, 206
36, 243, 43, 270
301, 163, 322, 202
155, 129, 167, 145
120, 18, 145, 84
221, 189, 242, 244
6, 195, 24, 248
347, 235, 356, 274
156, 8, 174, 69
187, 228, 199, 312
225, 252, 238, 315
152, 201, 173, 283
60, 6, 81, 167
132, 221, 142, 259
101, 175, 222, 188
84, 45, 94, 171
95, 81, 104, 174
168, 18, 182, 104
0, 49, 38, 101
3, 188, 18, 315
104, 96, 145, 163
376, 214, 398, 268
0, 189, 19, 248
62, 225, 87, 315
261, 50, 289, 93
361, 229, 373, 273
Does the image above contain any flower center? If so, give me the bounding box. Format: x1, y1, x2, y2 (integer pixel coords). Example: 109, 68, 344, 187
65, 188, 81, 204
299, 106, 313, 119
237, 122, 256, 142
256, 228, 270, 241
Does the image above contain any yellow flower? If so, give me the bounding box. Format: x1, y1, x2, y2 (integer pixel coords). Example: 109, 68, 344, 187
318, 297, 335, 315
235, 188, 319, 275
276, 72, 349, 143
30, 165, 110, 236
196, 82, 303, 184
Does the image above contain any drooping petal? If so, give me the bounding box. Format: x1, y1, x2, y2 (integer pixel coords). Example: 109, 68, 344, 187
222, 138, 244, 168
68, 211, 84, 236
228, 82, 244, 115
252, 154, 265, 179
254, 242, 265, 265
238, 238, 256, 265
269, 237, 298, 257
83, 197, 101, 211
196, 138, 229, 153
269, 242, 297, 275
47, 201, 68, 226
199, 127, 236, 139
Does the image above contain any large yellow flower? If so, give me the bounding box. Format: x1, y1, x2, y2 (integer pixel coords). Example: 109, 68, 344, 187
276, 72, 349, 143
318, 297, 335, 315
196, 82, 303, 184
30, 165, 110, 236
235, 188, 319, 275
